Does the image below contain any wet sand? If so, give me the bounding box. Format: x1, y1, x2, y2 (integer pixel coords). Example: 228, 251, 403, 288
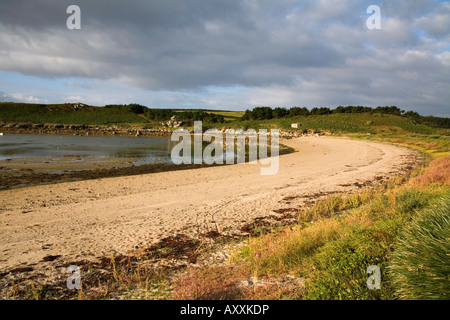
0, 144, 293, 190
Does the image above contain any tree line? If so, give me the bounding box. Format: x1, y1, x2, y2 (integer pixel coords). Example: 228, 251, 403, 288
241, 105, 408, 120
240, 106, 449, 129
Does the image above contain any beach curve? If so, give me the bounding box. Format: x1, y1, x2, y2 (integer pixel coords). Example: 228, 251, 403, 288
0, 136, 420, 272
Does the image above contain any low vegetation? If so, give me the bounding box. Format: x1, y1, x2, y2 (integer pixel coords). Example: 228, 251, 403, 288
0, 102, 147, 125
241, 106, 449, 129
1, 102, 448, 135
0, 102, 226, 127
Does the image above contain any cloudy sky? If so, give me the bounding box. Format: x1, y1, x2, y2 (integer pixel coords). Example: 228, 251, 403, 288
0, 0, 449, 116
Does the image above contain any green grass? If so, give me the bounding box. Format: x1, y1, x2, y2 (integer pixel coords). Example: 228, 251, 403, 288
0, 103, 244, 128
231, 184, 447, 300
174, 109, 244, 122
228, 113, 439, 135
0, 103, 147, 126
205, 111, 245, 122
352, 133, 450, 158
389, 195, 450, 300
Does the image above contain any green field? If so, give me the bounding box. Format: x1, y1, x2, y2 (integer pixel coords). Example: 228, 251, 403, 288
172, 109, 244, 121
205, 110, 245, 121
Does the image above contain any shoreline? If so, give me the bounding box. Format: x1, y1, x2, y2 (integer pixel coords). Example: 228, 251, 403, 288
0, 123, 172, 137
0, 136, 423, 299
0, 151, 295, 191
0, 161, 226, 191
0, 137, 421, 273
0, 122, 323, 138
0, 125, 296, 190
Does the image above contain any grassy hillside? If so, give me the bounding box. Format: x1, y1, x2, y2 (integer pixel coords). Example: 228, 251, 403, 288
0, 103, 234, 127
232, 113, 445, 135
0, 103, 147, 126
1, 102, 448, 137
356, 134, 450, 158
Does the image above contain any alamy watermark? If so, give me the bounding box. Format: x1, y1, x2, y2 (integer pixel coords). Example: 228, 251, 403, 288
66, 5, 81, 30
367, 265, 381, 290
170, 121, 279, 176
367, 5, 381, 30
67, 5, 381, 31
66, 265, 81, 289
65, 263, 380, 291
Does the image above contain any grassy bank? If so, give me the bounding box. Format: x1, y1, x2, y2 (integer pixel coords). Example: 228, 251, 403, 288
352, 133, 450, 158
231, 112, 443, 135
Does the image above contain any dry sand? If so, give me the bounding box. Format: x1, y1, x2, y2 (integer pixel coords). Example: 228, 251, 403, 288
0, 136, 419, 272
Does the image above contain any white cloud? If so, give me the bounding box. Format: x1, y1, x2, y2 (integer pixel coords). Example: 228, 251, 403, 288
0, 92, 40, 103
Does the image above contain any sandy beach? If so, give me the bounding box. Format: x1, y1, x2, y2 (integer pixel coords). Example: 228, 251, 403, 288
0, 136, 419, 273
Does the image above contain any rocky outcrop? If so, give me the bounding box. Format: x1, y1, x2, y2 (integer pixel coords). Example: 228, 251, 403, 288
278, 129, 330, 138
162, 115, 183, 128
0, 123, 173, 137
73, 103, 88, 110
0, 122, 330, 138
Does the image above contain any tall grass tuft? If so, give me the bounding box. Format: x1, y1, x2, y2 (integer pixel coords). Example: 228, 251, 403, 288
389, 195, 450, 300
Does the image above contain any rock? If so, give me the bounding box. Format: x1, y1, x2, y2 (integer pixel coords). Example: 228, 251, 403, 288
165, 119, 183, 128
73, 103, 87, 110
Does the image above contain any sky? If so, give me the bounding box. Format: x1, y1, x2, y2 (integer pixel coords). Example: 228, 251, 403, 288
0, 0, 449, 117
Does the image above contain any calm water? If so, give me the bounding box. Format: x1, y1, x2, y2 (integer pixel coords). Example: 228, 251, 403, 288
0, 133, 177, 164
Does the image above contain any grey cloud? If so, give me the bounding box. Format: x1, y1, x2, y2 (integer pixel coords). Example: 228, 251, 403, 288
0, 0, 249, 31
378, 0, 436, 21
0, 0, 449, 116
0, 0, 356, 89
415, 2, 450, 38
